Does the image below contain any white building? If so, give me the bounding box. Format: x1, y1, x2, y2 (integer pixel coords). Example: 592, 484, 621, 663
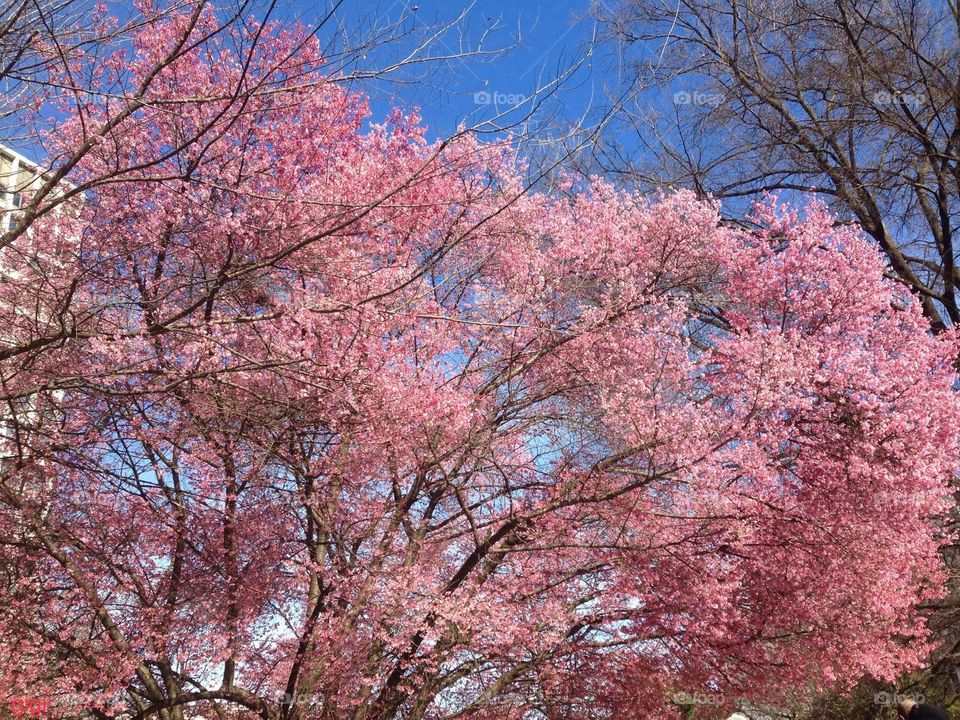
0, 143, 47, 231
0, 144, 67, 513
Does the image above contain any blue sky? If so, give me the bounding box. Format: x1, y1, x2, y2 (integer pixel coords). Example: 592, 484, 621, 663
281, 0, 615, 140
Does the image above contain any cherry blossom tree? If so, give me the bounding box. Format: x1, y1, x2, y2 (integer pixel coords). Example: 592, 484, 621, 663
0, 0, 514, 255
2, 4, 960, 720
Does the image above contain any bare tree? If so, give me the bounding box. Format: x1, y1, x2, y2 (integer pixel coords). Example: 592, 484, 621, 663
596, 0, 960, 332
